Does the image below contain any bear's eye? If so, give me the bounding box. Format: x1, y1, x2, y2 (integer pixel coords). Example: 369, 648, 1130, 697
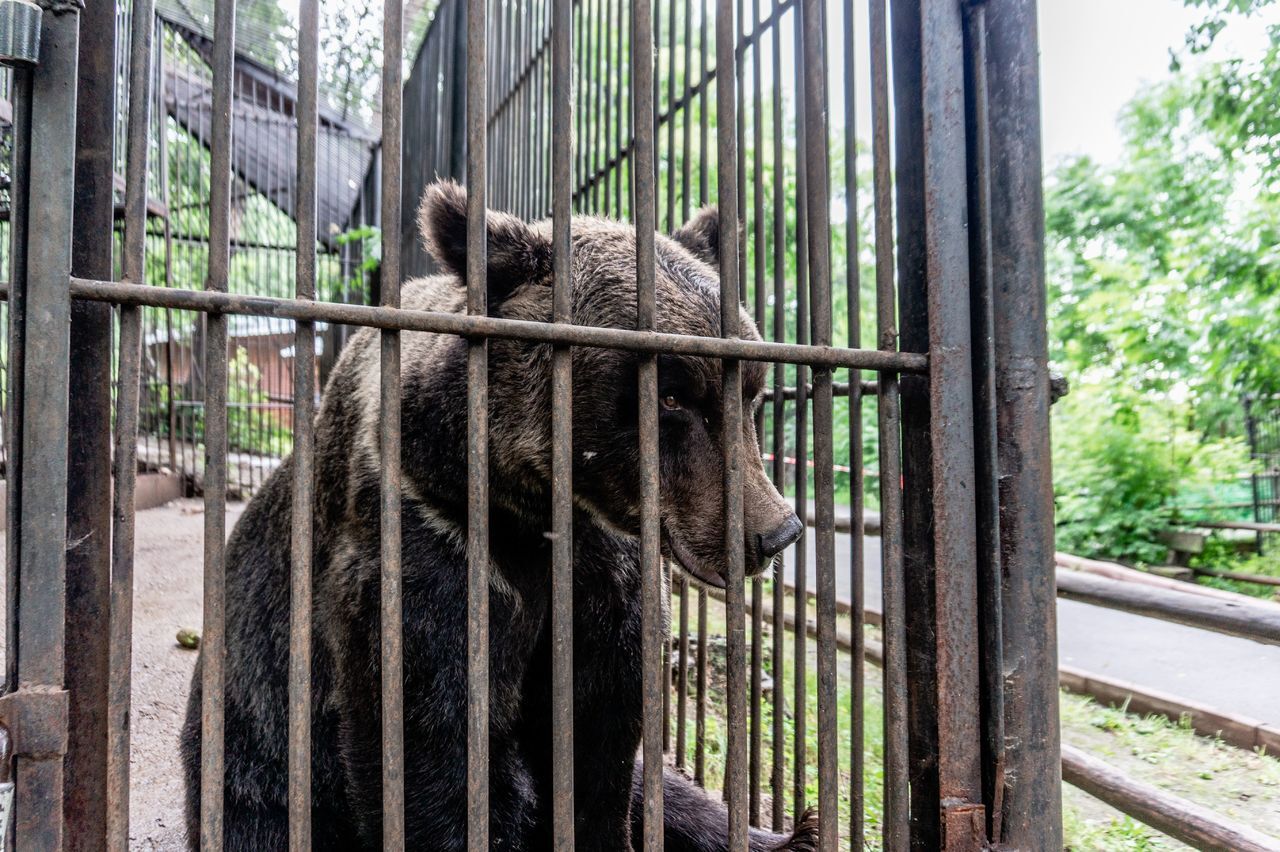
660, 394, 682, 411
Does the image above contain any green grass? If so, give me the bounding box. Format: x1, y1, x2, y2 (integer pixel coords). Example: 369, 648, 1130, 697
669, 583, 1280, 850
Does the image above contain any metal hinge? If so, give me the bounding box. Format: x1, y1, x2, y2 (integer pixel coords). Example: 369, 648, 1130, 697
0, 687, 68, 849
0, 687, 69, 761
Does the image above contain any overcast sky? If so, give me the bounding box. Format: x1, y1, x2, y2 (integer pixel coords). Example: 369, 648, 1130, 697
1039, 0, 1274, 166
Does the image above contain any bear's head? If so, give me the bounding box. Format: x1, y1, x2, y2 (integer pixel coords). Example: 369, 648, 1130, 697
417, 180, 803, 589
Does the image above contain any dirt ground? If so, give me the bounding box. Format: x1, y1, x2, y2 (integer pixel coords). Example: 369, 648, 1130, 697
0, 499, 247, 850
124, 499, 246, 849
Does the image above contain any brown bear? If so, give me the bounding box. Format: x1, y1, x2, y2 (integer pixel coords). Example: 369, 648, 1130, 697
181, 180, 812, 850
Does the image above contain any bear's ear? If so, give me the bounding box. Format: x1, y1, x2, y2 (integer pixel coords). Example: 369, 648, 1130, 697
417, 179, 553, 303
671, 206, 723, 268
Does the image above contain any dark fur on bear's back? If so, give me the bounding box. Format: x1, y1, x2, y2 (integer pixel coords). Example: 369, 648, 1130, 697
181, 181, 814, 850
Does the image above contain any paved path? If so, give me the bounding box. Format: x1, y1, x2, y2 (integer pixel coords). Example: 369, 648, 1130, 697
781, 527, 1280, 725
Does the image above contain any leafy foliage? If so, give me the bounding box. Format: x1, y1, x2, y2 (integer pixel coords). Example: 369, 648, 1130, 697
1046, 8, 1280, 561
1053, 384, 1252, 564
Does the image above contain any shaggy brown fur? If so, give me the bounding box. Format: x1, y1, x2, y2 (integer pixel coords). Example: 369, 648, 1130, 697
181, 180, 809, 850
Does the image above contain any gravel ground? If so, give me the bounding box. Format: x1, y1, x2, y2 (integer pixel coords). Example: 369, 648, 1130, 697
0, 499, 247, 850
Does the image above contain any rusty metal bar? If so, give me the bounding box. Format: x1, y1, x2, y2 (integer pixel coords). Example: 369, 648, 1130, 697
690, 0, 708, 790
202, 0, 236, 845
634, 0, 663, 840
983, 2, 1063, 845
106, 0, 155, 846
60, 279, 928, 373
791, 0, 811, 820
799, 0, 838, 840
869, 0, 907, 846
715, 0, 748, 839
65, 2, 116, 844
381, 0, 407, 845
7, 3, 80, 846
5, 65, 31, 723
465, 0, 491, 840
550, 0, 575, 840
892, 0, 986, 843
961, 1, 1005, 842
842, 0, 866, 843
918, 1, 985, 837
768, 0, 787, 829
764, 380, 879, 401
289, 0, 320, 846
748, 0, 767, 822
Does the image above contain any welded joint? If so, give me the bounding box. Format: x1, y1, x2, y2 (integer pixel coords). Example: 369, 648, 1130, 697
0, 688, 69, 759
940, 798, 987, 850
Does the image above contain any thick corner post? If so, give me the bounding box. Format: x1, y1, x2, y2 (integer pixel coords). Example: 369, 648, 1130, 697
2, 0, 82, 847
983, 1, 1063, 846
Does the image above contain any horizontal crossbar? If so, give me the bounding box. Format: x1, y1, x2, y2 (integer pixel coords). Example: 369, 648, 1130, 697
41, 278, 929, 373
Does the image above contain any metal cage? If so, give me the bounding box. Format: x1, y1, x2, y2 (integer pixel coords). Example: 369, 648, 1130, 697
0, 0, 1060, 848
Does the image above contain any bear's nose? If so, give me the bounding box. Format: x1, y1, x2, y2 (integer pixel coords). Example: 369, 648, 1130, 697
758, 514, 804, 559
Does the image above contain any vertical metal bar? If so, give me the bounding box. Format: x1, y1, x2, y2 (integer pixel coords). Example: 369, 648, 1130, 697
13, 4, 80, 846
5, 67, 31, 703
800, 0, 838, 843
961, 3, 1004, 843
716, 0, 747, 840
576, 0, 587, 203
695, 0, 713, 789
381, 0, 407, 845
67, 0, 117, 846
983, 2, 1062, 846
664, 0, 676, 231
791, 0, 811, 821
921, 0, 984, 841
634, 0, 663, 840
681, 0, 693, 223
768, 0, 787, 830
729, 0, 756, 823
616, 0, 628, 216
843, 0, 867, 840
550, 0, 575, 841
675, 578, 690, 770
202, 0, 236, 845
869, 0, 908, 846
465, 0, 491, 839
892, 0, 985, 844
694, 587, 708, 788
603, 0, 615, 215
290, 0, 320, 846
108, 0, 156, 846
591, 0, 604, 210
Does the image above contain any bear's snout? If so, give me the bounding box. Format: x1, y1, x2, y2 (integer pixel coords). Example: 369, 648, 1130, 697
757, 514, 803, 562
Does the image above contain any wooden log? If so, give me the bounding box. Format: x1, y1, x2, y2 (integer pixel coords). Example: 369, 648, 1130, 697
1056, 571, 1280, 646
1192, 566, 1280, 589
1056, 551, 1280, 607
1061, 744, 1280, 852
1193, 519, 1280, 535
